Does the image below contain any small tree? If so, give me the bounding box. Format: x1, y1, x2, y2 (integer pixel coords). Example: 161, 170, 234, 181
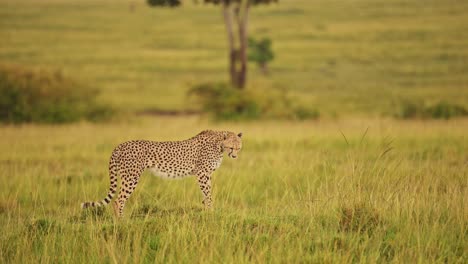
248, 37, 274, 74
147, 0, 278, 89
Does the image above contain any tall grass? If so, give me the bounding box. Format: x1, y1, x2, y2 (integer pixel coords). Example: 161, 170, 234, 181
0, 117, 466, 262
0, 0, 467, 262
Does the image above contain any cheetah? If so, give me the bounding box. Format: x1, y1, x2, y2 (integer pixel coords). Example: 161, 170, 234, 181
81, 130, 242, 217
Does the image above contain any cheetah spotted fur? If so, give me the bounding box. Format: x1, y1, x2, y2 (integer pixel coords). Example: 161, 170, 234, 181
81, 130, 242, 217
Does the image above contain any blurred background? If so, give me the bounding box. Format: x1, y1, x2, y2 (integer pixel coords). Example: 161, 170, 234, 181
1, 0, 467, 122
1, 1, 467, 262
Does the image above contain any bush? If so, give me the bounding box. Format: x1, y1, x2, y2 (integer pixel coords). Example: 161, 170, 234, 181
294, 106, 320, 120
188, 82, 261, 121
398, 101, 468, 120
428, 102, 468, 119
147, 0, 181, 7
248, 37, 274, 74
188, 82, 319, 121
0, 64, 113, 124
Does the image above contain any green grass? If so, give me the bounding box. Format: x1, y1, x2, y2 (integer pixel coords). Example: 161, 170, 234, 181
0, 0, 467, 262
0, 117, 467, 262
1, 0, 468, 116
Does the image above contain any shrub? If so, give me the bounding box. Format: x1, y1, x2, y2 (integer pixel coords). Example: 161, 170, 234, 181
398, 101, 421, 119
188, 82, 261, 121
294, 106, 320, 120
398, 101, 468, 120
0, 64, 113, 124
248, 37, 274, 74
427, 102, 468, 119
147, 0, 181, 7
188, 82, 319, 121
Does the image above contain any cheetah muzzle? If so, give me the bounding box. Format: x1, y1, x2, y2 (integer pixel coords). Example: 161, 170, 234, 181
81, 130, 243, 217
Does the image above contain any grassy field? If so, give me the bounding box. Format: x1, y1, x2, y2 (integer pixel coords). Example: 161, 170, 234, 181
0, 117, 467, 263
1, 0, 468, 116
0, 0, 467, 263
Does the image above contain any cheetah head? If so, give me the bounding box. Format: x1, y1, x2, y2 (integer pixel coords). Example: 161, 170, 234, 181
222, 132, 243, 159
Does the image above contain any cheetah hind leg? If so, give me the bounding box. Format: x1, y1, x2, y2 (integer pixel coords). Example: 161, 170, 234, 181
114, 170, 141, 217
113, 200, 119, 217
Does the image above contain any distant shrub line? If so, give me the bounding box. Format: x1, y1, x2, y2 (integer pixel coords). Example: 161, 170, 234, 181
3, 64, 465, 123
397, 101, 468, 120
0, 64, 113, 124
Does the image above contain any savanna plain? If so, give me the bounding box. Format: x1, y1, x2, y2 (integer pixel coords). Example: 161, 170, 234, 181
0, 0, 467, 263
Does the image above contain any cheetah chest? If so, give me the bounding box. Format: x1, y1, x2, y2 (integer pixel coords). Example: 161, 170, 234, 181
213, 157, 223, 170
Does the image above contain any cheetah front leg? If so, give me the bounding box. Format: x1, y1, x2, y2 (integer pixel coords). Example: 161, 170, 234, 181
196, 172, 213, 209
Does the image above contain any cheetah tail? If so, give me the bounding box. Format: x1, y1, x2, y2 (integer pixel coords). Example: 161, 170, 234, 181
81, 150, 120, 209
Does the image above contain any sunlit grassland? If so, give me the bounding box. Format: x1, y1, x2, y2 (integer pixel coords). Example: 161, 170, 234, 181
0, 117, 466, 262
1, 0, 468, 115
0, 0, 467, 262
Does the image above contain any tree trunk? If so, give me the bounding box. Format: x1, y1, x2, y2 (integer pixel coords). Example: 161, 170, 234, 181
260, 62, 268, 75
237, 3, 249, 89
222, 2, 237, 87
222, 1, 250, 90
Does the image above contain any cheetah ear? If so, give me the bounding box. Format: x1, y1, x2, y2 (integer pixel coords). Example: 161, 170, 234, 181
237, 132, 242, 138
